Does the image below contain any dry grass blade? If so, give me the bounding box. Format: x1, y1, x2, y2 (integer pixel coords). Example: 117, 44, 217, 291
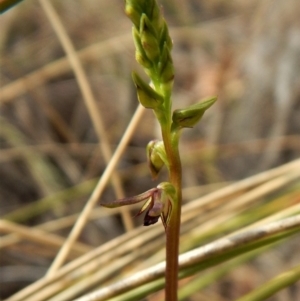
5, 214, 161, 301
6, 158, 300, 301
38, 0, 135, 276
183, 157, 300, 216
37, 0, 133, 229
74, 214, 300, 301
0, 33, 133, 105
0, 220, 91, 254
0, 118, 63, 195
0, 205, 141, 250
36, 0, 131, 219
43, 99, 144, 277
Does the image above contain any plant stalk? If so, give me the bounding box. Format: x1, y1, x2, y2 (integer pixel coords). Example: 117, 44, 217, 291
162, 124, 182, 301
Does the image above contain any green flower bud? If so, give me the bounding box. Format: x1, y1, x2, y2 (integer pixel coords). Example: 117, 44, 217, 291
125, 0, 143, 12
132, 27, 152, 69
159, 21, 173, 51
147, 140, 167, 178
140, 14, 160, 62
132, 72, 164, 109
149, 0, 163, 32
172, 96, 217, 130
158, 42, 174, 84
125, 4, 141, 28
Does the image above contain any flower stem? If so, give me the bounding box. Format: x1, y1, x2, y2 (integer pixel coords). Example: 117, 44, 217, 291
162, 124, 182, 301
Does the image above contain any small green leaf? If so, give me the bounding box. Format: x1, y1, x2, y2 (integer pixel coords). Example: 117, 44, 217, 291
132, 72, 164, 109
172, 96, 217, 130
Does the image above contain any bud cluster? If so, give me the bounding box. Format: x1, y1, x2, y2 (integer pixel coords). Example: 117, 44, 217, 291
125, 0, 174, 105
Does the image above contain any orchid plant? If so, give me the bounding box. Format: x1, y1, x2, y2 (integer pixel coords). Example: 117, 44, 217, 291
101, 0, 216, 299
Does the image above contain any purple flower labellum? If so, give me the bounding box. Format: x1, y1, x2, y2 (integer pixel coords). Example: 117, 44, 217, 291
144, 214, 160, 226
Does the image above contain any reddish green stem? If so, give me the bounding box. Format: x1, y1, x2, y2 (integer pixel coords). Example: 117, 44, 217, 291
162, 126, 182, 301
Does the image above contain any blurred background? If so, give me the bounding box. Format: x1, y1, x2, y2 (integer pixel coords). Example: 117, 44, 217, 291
1, 0, 300, 299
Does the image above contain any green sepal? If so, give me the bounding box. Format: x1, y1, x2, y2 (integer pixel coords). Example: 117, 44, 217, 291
140, 14, 160, 62
147, 140, 168, 179
132, 72, 164, 109
171, 96, 217, 130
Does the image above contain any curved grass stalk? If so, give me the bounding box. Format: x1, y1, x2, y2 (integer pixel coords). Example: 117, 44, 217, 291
39, 0, 135, 277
